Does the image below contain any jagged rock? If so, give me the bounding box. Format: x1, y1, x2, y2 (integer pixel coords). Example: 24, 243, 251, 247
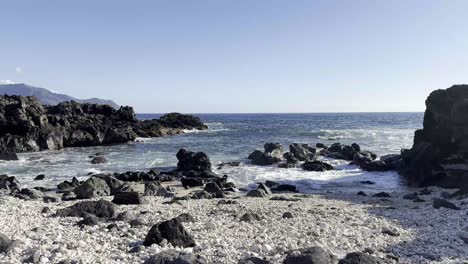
144, 218, 196, 248
191, 190, 212, 199
0, 95, 207, 153
351, 143, 361, 152
433, 198, 460, 210
399, 85, 468, 188
34, 174, 45, 180
112, 192, 141, 205
360, 161, 390, 172
338, 252, 384, 264
282, 212, 293, 219
289, 143, 316, 161
0, 175, 20, 196
74, 177, 111, 199
302, 160, 333, 171
284, 247, 336, 264
143, 250, 207, 264
203, 182, 224, 198
357, 191, 367, 196
144, 182, 167, 196
55, 200, 117, 219
316, 143, 328, 149
176, 149, 212, 172
57, 177, 80, 190
264, 143, 284, 160
372, 192, 391, 198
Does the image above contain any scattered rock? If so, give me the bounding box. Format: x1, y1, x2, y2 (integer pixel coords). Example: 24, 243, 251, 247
143, 250, 207, 264
176, 213, 196, 223
144, 218, 196, 248
0, 233, 12, 253
55, 200, 117, 219
302, 160, 334, 171
356, 191, 367, 196
338, 252, 384, 264
284, 247, 336, 264
239, 257, 272, 264
282, 212, 293, 219
381, 227, 400, 237
41, 207, 52, 214
74, 177, 111, 199
0, 151, 18, 161
177, 149, 212, 172
372, 192, 391, 198
240, 213, 261, 222
112, 192, 141, 205
247, 189, 267, 198
433, 198, 460, 210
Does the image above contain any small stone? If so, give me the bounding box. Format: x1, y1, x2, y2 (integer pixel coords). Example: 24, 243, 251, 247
41, 207, 52, 214
176, 213, 196, 223
372, 192, 391, 198
381, 227, 400, 237
34, 175, 45, 181
282, 212, 293, 219
240, 213, 261, 222
433, 198, 460, 210
357, 191, 367, 196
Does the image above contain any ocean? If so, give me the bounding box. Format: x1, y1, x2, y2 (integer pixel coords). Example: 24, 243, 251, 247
0, 113, 423, 193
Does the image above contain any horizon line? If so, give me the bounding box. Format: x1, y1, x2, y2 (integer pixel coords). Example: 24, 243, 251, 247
136, 111, 424, 115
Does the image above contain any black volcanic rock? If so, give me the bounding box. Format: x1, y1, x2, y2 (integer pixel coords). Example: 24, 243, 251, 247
176, 149, 212, 172
0, 95, 207, 153
399, 85, 468, 188
144, 218, 196, 248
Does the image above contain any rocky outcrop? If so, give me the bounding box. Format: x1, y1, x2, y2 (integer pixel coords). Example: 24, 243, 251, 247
0, 95, 207, 153
399, 85, 468, 188
248, 143, 284, 165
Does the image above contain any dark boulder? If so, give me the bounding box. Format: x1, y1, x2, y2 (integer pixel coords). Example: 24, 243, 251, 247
0, 151, 18, 161
34, 174, 45, 181
239, 257, 272, 264
91, 156, 107, 164
176, 149, 212, 172
351, 143, 361, 152
264, 143, 284, 160
360, 161, 390, 172
338, 252, 384, 264
74, 177, 111, 199
433, 198, 460, 210
181, 177, 204, 188
302, 160, 334, 171
0, 233, 12, 253
247, 189, 267, 198
240, 213, 261, 222
143, 250, 207, 264
0, 175, 20, 195
271, 184, 297, 192
204, 182, 225, 198
289, 143, 316, 161
380, 154, 401, 170
55, 200, 117, 219
112, 192, 141, 205
398, 85, 468, 188
372, 192, 391, 198
77, 215, 99, 226
144, 218, 196, 248
316, 143, 328, 149
283, 247, 336, 264
144, 182, 168, 196
176, 213, 195, 223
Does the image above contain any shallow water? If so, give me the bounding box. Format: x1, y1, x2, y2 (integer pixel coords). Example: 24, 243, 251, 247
0, 113, 423, 192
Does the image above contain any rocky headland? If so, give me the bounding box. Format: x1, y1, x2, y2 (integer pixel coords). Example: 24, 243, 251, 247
0, 95, 207, 156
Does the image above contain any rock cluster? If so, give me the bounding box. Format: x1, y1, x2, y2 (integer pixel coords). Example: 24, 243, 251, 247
0, 95, 207, 154
399, 85, 468, 188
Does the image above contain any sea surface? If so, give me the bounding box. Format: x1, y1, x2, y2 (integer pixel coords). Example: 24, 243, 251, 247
0, 113, 423, 193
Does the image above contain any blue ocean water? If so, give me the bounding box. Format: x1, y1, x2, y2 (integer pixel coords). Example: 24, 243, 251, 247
0, 113, 423, 192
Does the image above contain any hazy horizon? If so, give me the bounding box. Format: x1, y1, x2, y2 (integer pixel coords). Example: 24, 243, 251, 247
1, 1, 468, 113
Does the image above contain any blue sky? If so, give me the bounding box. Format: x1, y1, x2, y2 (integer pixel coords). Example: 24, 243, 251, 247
1, 0, 468, 113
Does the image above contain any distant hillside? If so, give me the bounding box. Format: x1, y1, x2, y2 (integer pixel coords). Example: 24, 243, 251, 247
0, 83, 120, 108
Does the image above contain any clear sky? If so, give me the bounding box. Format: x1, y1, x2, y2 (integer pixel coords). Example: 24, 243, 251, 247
1, 0, 468, 113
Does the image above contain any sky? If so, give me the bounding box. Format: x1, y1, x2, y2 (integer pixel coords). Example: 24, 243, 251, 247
1, 0, 468, 113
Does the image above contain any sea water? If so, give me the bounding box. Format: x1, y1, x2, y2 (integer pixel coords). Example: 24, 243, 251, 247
0, 113, 423, 193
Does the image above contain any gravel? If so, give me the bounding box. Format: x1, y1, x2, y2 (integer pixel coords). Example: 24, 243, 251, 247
0, 189, 467, 263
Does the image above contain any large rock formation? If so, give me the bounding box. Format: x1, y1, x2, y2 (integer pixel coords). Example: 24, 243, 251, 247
0, 95, 207, 153
399, 85, 468, 188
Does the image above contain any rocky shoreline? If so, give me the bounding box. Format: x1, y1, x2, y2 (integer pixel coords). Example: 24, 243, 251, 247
0, 86, 468, 263
0, 95, 207, 155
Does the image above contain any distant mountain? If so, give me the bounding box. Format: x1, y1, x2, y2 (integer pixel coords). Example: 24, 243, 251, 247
0, 83, 120, 108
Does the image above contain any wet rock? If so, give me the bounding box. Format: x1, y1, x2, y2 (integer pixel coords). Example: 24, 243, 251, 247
302, 160, 333, 171
57, 177, 80, 190
271, 184, 297, 192
360, 161, 390, 172
181, 177, 204, 188
16, 188, 43, 199
112, 192, 141, 205
144, 218, 196, 248
433, 198, 460, 210
264, 143, 284, 160
403, 193, 419, 200
351, 143, 361, 152
357, 191, 367, 196
34, 174, 45, 181
74, 176, 111, 199
372, 192, 391, 198
143, 250, 207, 264
289, 143, 316, 161
284, 247, 336, 264
0, 175, 20, 196
359, 181, 375, 185
338, 252, 384, 264
0, 151, 18, 161
316, 143, 328, 149
257, 183, 272, 194
91, 156, 107, 164
55, 200, 117, 219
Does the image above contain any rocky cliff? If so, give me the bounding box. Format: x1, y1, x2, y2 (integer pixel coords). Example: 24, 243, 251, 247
399, 85, 468, 188
0, 95, 207, 153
